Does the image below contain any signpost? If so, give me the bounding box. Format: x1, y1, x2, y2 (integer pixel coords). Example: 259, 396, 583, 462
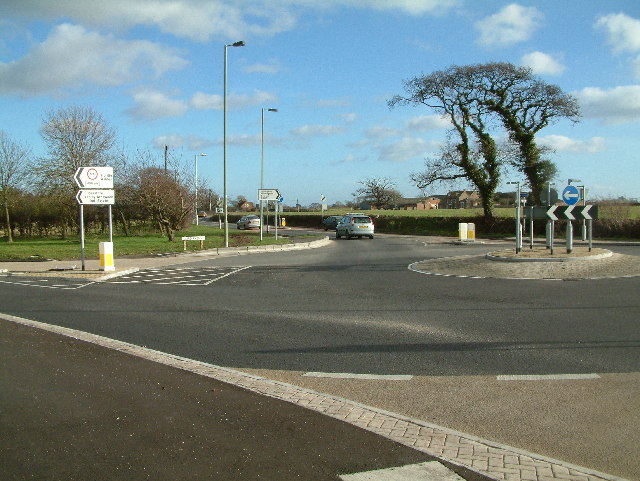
74, 166, 115, 271
258, 189, 280, 240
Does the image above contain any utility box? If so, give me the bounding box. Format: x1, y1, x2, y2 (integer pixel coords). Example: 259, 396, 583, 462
99, 242, 115, 271
467, 223, 475, 240
458, 223, 468, 241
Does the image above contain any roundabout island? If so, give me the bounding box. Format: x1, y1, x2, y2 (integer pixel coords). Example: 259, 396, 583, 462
410, 246, 640, 280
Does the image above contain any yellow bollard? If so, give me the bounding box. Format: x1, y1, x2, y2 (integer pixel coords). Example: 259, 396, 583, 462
99, 242, 115, 271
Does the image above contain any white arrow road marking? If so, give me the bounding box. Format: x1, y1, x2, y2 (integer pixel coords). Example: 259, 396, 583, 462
581, 204, 592, 220
564, 205, 575, 220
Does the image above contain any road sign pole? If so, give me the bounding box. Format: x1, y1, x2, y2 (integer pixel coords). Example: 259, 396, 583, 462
108, 204, 113, 244
566, 221, 573, 254
79, 204, 86, 271
588, 219, 593, 252
550, 220, 555, 255
529, 207, 534, 250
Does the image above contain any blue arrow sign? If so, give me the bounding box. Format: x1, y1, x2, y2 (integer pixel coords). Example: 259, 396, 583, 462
562, 185, 580, 205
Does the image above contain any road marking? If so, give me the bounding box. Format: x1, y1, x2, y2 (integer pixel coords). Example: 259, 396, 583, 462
340, 461, 463, 480
497, 373, 600, 381
304, 372, 413, 380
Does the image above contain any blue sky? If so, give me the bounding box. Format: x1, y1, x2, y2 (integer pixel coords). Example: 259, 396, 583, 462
1, 0, 639, 206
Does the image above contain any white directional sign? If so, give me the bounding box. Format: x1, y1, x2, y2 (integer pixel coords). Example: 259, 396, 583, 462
76, 189, 115, 205
258, 188, 280, 201
74, 166, 113, 189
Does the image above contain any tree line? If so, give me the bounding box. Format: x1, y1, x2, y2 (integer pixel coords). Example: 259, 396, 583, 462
1, 106, 215, 243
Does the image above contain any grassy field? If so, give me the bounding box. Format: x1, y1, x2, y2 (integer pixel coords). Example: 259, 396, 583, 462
0, 225, 291, 261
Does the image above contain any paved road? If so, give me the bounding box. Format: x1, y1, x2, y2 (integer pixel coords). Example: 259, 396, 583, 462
4, 318, 488, 481
1, 233, 638, 479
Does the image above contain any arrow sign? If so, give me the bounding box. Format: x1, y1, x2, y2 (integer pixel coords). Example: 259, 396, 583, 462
546, 205, 558, 221
581, 205, 593, 220
562, 185, 580, 205
258, 188, 280, 201
74, 166, 113, 189
76, 189, 115, 205
563, 205, 575, 220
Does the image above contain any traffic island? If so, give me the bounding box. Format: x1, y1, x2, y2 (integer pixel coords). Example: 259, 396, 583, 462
486, 246, 613, 262
410, 247, 640, 280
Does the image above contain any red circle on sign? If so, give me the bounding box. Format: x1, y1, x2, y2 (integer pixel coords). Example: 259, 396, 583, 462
87, 168, 98, 180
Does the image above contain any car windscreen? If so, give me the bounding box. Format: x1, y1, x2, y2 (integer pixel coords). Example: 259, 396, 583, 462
353, 217, 371, 223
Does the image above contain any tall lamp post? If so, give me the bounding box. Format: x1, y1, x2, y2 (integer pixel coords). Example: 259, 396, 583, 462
260, 107, 278, 241
194, 153, 206, 225
223, 40, 245, 247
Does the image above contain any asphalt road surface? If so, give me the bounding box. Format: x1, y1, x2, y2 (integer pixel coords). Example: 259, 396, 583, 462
1, 233, 639, 479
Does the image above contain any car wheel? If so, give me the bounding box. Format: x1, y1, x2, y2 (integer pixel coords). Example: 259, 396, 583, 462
336, 230, 341, 239
369, 235, 374, 239
345, 231, 351, 240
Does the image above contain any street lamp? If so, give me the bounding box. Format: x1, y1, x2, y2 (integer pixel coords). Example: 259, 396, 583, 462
260, 107, 278, 241
194, 153, 206, 225
223, 40, 245, 247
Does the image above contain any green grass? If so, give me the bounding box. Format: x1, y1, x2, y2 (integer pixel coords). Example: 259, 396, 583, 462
0, 225, 291, 261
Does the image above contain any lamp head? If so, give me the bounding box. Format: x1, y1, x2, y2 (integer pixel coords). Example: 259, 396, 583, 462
231, 41, 245, 47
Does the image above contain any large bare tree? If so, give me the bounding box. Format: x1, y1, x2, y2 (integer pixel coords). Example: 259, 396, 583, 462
354, 177, 400, 209
0, 131, 32, 242
36, 106, 117, 235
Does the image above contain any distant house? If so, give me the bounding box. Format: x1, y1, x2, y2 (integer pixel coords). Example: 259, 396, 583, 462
239, 201, 255, 211
443, 190, 481, 209
398, 197, 441, 210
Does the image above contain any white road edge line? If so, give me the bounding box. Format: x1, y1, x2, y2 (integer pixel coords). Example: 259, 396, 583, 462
203, 265, 252, 285
304, 372, 413, 381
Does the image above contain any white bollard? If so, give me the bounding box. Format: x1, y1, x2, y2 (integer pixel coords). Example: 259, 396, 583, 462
458, 223, 468, 241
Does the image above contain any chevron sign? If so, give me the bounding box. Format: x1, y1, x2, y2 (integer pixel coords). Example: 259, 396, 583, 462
527, 205, 598, 221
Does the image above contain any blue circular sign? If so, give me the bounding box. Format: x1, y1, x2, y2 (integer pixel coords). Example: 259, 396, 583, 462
562, 185, 581, 205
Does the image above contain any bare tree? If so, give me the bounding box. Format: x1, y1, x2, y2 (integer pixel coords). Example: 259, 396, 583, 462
354, 177, 399, 209
120, 151, 194, 241
36, 106, 118, 235
0, 131, 32, 242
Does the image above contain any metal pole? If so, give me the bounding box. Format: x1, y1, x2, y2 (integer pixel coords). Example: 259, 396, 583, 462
515, 183, 521, 254
566, 220, 573, 254
260, 108, 264, 241
223, 44, 229, 247
79, 204, 85, 271
195, 153, 199, 225
108, 204, 113, 244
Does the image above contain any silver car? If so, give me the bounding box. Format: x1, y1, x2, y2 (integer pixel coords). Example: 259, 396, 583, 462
237, 215, 261, 230
335, 214, 374, 239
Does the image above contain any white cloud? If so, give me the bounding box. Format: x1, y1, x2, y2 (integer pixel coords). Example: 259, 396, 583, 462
341, 113, 358, 123
291, 125, 345, 137
127, 89, 188, 121
376, 137, 439, 162
538, 135, 605, 153
521, 51, 565, 75
475, 4, 543, 47
575, 85, 640, 124
404, 115, 450, 131
6, 0, 297, 42
190, 90, 278, 110
595, 13, 640, 53
243, 59, 281, 74
365, 126, 401, 139
0, 23, 188, 96
152, 133, 212, 150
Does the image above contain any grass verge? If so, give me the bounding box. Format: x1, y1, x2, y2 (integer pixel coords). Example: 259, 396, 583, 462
0, 225, 292, 261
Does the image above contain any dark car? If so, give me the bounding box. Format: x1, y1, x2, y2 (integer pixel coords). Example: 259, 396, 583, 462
321, 215, 342, 231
